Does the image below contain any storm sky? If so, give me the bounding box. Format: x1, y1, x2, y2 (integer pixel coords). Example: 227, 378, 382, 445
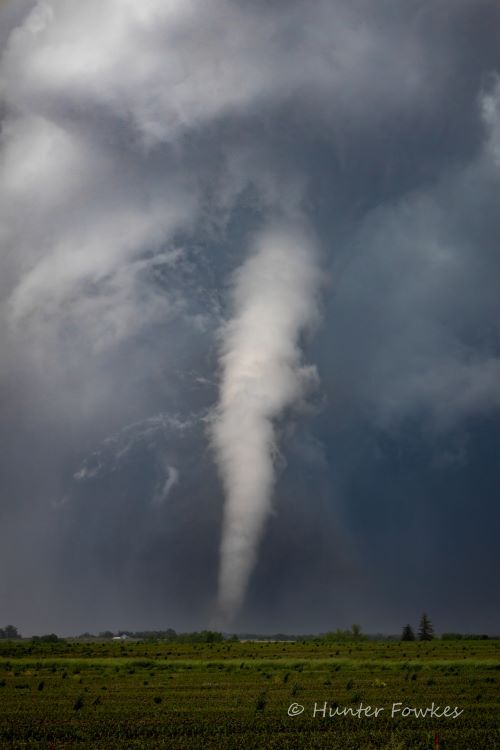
1, 0, 500, 636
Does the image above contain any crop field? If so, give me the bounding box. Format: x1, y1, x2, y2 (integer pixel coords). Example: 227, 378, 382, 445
0, 639, 498, 749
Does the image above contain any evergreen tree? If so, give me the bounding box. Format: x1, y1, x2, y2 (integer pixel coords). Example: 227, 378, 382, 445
418, 613, 434, 641
401, 624, 416, 641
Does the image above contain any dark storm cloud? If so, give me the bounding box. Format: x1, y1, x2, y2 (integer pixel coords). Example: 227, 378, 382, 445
0, 0, 499, 634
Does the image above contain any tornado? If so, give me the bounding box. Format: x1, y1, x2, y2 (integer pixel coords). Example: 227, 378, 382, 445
211, 223, 320, 623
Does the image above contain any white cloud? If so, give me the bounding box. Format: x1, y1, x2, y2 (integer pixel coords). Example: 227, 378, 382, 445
482, 74, 500, 165
153, 464, 179, 506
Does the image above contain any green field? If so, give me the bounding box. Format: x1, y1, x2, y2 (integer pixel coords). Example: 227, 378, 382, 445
0, 639, 498, 749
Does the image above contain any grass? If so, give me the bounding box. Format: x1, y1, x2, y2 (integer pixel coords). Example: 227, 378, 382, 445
0, 639, 498, 748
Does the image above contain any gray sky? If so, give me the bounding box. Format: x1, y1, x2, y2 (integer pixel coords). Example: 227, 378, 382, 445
0, 0, 499, 635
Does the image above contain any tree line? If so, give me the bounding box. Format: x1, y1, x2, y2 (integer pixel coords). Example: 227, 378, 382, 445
96, 629, 227, 643
0, 621, 492, 642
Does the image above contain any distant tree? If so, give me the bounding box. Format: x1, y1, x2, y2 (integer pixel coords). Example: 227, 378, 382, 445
351, 624, 362, 639
0, 625, 20, 640
418, 613, 434, 641
401, 624, 416, 641
464, 633, 489, 640
32, 633, 61, 643
199, 630, 223, 643
98, 631, 114, 639
326, 629, 347, 642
